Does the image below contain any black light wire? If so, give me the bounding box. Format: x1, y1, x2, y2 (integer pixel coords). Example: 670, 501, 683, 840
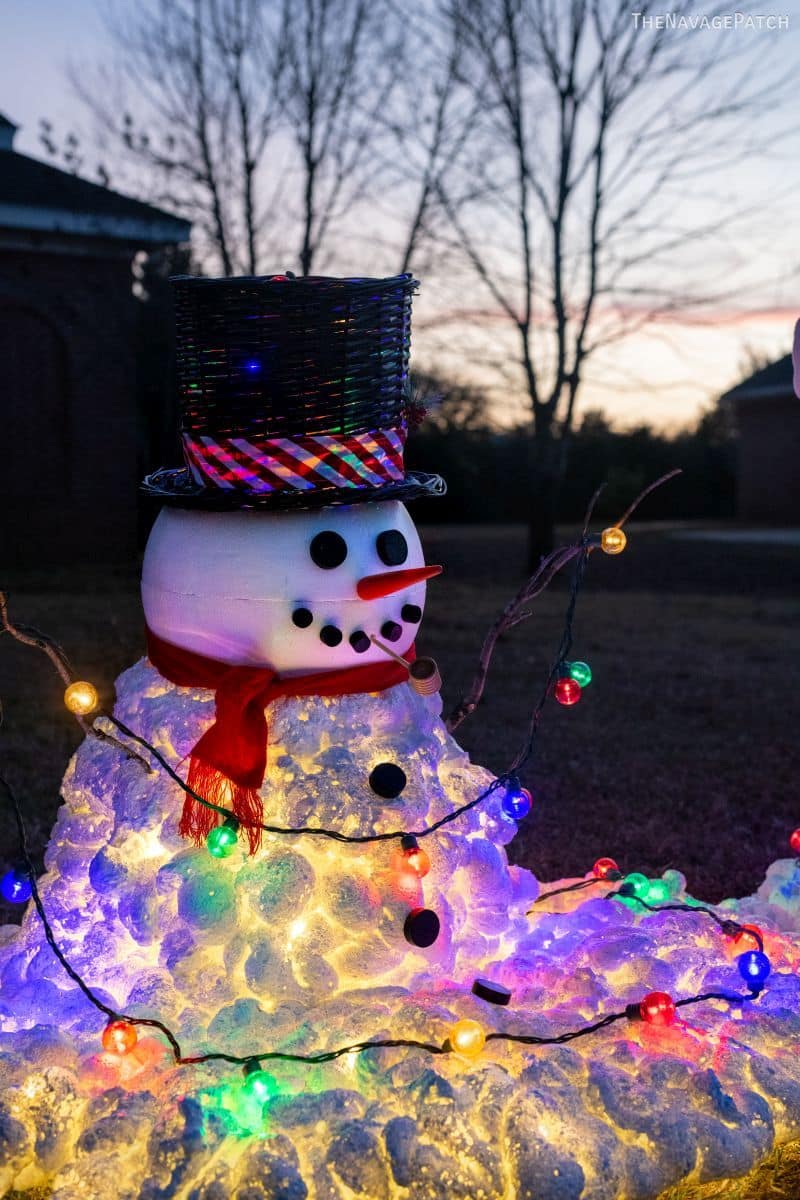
608, 891, 766, 952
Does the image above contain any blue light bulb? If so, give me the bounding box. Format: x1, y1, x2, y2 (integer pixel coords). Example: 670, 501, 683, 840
1, 868, 32, 904
500, 781, 533, 823
737, 949, 771, 988
245, 359, 261, 373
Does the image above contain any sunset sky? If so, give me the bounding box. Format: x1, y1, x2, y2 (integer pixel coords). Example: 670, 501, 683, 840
3, 0, 799, 431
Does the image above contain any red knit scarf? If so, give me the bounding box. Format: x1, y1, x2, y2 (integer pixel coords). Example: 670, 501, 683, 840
145, 627, 414, 853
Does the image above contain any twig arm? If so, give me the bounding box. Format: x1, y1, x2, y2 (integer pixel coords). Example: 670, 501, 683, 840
0, 591, 152, 773
444, 471, 680, 734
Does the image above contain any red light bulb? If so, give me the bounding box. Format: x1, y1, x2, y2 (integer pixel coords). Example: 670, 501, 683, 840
405, 846, 430, 878
790, 828, 800, 854
639, 991, 677, 1026
102, 1020, 138, 1055
399, 835, 431, 879
732, 923, 763, 949
593, 857, 619, 880
554, 677, 581, 706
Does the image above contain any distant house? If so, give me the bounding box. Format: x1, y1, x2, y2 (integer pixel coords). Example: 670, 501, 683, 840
721, 352, 799, 524
0, 113, 190, 566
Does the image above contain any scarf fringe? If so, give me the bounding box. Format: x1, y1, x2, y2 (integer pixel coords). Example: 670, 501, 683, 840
183, 758, 264, 854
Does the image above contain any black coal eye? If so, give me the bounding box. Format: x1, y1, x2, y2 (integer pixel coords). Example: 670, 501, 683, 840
310, 530, 347, 569
376, 530, 408, 566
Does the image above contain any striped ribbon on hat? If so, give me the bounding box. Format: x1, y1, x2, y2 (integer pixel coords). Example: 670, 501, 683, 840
182, 426, 406, 494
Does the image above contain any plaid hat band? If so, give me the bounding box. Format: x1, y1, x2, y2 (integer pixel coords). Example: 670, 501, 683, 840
182, 426, 406, 495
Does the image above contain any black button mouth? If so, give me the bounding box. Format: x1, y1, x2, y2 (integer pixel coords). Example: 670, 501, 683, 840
292, 607, 313, 628
349, 630, 371, 653
401, 603, 422, 624
381, 620, 403, 643
319, 625, 343, 646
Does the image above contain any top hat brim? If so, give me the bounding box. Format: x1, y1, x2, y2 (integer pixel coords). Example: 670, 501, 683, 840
141, 467, 446, 512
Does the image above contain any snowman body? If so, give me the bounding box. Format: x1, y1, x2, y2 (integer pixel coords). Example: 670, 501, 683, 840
135, 498, 535, 1005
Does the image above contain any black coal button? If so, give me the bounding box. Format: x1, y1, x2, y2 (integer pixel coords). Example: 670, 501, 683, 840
369, 762, 407, 798
404, 907, 440, 948
472, 977, 512, 1006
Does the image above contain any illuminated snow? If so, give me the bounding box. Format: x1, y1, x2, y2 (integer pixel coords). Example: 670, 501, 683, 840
1, 662, 800, 1198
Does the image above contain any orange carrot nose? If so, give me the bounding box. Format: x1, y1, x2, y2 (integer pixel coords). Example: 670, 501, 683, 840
356, 564, 443, 600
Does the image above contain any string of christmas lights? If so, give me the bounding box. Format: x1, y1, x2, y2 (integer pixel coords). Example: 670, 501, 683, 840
531, 860, 773, 991
606, 888, 771, 986
531, 856, 623, 906
0, 772, 767, 1079
3, 469, 783, 1087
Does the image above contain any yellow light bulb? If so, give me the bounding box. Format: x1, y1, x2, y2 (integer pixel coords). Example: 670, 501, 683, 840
600, 527, 627, 556
64, 680, 99, 716
449, 1018, 486, 1060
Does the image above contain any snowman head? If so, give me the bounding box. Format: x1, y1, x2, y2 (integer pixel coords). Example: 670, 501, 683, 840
141, 500, 439, 675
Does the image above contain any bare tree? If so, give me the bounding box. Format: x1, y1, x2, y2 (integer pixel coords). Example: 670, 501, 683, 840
277, 0, 402, 275
73, 0, 285, 275
74, 0, 405, 277
435, 0, 793, 564
373, 6, 485, 277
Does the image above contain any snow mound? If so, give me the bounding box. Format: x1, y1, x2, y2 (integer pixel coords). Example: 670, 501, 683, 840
2, 661, 800, 1198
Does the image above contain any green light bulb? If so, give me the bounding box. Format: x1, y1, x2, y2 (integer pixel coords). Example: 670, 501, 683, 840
624, 872, 650, 899
207, 822, 238, 858
568, 661, 592, 688
243, 1067, 278, 1102
645, 879, 670, 905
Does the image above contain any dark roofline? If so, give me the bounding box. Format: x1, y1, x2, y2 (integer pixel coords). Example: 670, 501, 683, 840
720, 353, 794, 404
0, 145, 190, 246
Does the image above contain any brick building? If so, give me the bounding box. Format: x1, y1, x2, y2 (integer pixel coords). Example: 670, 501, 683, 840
722, 353, 800, 524
0, 114, 190, 566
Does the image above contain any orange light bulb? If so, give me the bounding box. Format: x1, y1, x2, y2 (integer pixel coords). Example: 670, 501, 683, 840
101, 1020, 138, 1055
398, 835, 431, 879
600, 527, 627, 555
64, 680, 99, 716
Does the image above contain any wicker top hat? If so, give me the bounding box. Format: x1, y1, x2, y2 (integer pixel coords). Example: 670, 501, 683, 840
142, 273, 445, 510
